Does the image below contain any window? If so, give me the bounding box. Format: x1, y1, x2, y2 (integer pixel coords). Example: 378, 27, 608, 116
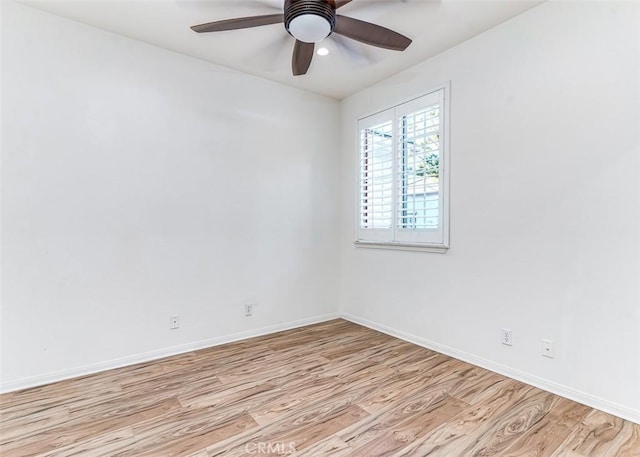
356, 84, 449, 250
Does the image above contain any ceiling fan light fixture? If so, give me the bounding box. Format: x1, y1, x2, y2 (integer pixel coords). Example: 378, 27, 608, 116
288, 14, 330, 43
284, 0, 336, 43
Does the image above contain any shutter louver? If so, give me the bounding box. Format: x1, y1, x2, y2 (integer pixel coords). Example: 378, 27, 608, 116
360, 120, 393, 230
398, 104, 440, 230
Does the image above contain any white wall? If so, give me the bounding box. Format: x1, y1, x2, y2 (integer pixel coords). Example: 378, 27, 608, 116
0, 2, 340, 390
339, 1, 640, 422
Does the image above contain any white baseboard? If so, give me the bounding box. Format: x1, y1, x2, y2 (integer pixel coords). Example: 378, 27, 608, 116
341, 312, 640, 426
0, 313, 340, 394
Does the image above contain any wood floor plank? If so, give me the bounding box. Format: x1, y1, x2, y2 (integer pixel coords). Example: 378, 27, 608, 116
0, 379, 122, 423
178, 381, 282, 416
239, 361, 399, 440
444, 389, 559, 455
33, 426, 136, 457
1, 398, 181, 457
133, 413, 258, 457
551, 409, 635, 457
208, 404, 369, 456
346, 397, 469, 456
268, 404, 369, 453
341, 368, 473, 449
602, 419, 640, 456
0, 404, 70, 438
291, 436, 353, 457
213, 353, 327, 387
356, 359, 483, 415
248, 372, 346, 426
1, 319, 638, 457
499, 397, 592, 457
452, 368, 516, 406
390, 380, 537, 456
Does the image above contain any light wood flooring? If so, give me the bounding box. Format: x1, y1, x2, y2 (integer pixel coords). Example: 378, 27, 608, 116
1, 319, 639, 456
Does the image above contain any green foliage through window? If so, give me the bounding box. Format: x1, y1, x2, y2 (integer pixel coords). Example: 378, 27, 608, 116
414, 152, 439, 178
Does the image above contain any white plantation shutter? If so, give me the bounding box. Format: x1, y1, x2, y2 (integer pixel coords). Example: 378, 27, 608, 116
395, 90, 444, 244
356, 85, 449, 249
357, 109, 394, 242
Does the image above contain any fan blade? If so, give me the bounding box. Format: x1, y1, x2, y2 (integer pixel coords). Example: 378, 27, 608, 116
191, 14, 284, 33
292, 40, 314, 76
335, 0, 354, 8
334, 15, 412, 51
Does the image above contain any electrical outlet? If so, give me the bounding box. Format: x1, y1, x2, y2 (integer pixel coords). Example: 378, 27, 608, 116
501, 328, 513, 346
244, 304, 253, 317
170, 315, 180, 330
542, 339, 554, 358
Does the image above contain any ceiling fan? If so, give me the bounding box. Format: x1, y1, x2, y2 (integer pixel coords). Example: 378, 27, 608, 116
190, 0, 412, 76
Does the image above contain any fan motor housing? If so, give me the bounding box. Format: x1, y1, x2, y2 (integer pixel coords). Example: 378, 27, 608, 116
284, 0, 337, 36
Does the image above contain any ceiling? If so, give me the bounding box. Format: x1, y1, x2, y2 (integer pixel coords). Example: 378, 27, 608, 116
21, 0, 543, 99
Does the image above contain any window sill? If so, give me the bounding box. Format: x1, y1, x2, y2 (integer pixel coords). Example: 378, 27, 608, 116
354, 240, 449, 253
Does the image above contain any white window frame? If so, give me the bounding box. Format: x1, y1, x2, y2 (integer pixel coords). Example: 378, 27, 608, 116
355, 82, 450, 253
